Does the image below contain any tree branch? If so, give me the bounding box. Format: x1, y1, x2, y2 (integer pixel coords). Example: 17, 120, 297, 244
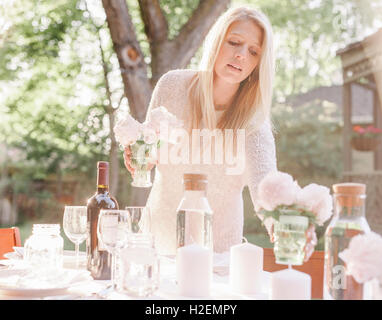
138, 0, 168, 44
102, 0, 153, 122
169, 0, 230, 69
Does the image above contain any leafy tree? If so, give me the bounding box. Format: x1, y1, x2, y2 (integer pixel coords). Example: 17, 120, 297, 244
1, 0, 381, 221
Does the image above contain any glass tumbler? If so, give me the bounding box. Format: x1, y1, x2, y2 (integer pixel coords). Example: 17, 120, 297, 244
273, 215, 309, 266
24, 224, 64, 269
117, 233, 160, 297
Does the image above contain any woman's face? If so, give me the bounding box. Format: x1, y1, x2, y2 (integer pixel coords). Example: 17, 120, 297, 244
214, 19, 263, 85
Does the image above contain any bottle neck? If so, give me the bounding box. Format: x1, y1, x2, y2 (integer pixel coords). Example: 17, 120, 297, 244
97, 186, 109, 193
97, 166, 109, 193
334, 194, 366, 219
183, 189, 207, 199
336, 205, 365, 218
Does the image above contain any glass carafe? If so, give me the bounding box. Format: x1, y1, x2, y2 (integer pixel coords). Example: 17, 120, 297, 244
176, 173, 213, 251
323, 183, 371, 300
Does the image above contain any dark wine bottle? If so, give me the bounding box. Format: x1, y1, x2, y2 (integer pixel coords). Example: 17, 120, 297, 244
86, 161, 119, 280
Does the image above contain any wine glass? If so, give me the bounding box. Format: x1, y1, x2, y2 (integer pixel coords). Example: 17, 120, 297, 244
63, 206, 88, 269
124, 206, 152, 234
97, 209, 132, 295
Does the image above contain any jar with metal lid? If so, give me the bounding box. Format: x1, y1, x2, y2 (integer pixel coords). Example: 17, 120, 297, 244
323, 183, 371, 300
176, 173, 213, 251
24, 224, 64, 269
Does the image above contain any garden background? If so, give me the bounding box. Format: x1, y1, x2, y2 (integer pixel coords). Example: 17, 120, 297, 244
0, 0, 381, 250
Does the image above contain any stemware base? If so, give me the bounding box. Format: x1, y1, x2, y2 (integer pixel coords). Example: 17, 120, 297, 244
131, 170, 152, 188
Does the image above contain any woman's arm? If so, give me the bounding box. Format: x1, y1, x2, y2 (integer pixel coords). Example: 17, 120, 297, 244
124, 72, 171, 172
245, 124, 317, 262
245, 119, 277, 237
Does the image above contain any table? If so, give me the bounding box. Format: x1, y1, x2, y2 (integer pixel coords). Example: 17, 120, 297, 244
0, 252, 271, 300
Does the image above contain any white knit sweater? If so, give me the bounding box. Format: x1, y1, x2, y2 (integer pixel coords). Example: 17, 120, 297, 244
145, 69, 277, 255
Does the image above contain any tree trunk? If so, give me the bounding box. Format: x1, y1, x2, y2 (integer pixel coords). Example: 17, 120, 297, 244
108, 110, 119, 196
102, 0, 152, 123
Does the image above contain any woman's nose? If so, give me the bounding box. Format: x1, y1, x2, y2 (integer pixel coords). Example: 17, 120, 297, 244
235, 46, 247, 60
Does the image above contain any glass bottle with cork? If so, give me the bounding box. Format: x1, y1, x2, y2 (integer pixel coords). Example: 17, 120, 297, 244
176, 173, 213, 251
323, 182, 371, 300
86, 161, 119, 280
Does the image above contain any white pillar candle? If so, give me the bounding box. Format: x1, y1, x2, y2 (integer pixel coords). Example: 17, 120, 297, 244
176, 244, 212, 297
271, 268, 311, 300
229, 242, 263, 294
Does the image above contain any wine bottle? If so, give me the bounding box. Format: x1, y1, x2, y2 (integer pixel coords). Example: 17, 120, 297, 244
86, 161, 119, 280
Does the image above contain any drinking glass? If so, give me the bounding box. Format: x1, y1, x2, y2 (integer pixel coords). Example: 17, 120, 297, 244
97, 209, 132, 293
129, 142, 157, 188
118, 233, 160, 297
63, 206, 88, 268
273, 215, 309, 266
124, 206, 152, 234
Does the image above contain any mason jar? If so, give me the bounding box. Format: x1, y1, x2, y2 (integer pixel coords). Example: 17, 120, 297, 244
24, 224, 64, 269
117, 233, 160, 297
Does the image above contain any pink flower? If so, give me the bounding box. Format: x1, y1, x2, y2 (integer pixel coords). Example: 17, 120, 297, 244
147, 106, 183, 135
141, 124, 157, 145
114, 114, 143, 146
296, 184, 333, 226
339, 232, 382, 283
257, 171, 301, 211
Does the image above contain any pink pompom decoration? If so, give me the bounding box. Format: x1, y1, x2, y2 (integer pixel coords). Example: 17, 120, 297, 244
114, 114, 143, 146
339, 232, 382, 283
147, 106, 183, 133
297, 183, 333, 226
257, 171, 301, 211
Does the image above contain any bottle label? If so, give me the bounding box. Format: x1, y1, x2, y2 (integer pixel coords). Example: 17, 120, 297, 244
95, 192, 116, 208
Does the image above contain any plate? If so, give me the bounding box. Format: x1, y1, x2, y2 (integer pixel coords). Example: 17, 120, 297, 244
3, 249, 87, 270
0, 269, 69, 297
0, 285, 70, 297
4, 249, 86, 261
0, 268, 92, 297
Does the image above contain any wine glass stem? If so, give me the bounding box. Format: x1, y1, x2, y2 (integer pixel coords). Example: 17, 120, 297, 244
75, 242, 80, 269
111, 252, 116, 290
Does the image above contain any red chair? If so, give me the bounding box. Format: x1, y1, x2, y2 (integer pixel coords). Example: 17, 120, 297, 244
0, 227, 22, 259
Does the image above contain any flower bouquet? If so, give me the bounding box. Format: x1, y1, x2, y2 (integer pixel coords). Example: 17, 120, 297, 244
256, 171, 333, 265
351, 125, 382, 152
339, 232, 382, 300
114, 106, 183, 188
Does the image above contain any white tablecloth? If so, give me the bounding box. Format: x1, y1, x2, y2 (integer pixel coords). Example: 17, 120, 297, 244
0, 252, 271, 300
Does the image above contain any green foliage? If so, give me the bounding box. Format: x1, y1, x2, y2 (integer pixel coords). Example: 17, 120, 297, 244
272, 101, 343, 184
258, 205, 318, 226
0, 0, 380, 235
0, 0, 112, 179
243, 0, 382, 100
159, 0, 201, 40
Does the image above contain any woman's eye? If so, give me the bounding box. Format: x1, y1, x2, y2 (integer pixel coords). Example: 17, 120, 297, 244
228, 40, 239, 46
250, 50, 258, 56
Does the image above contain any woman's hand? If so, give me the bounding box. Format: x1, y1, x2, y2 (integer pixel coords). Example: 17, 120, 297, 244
123, 146, 156, 175
268, 223, 318, 263
303, 224, 318, 263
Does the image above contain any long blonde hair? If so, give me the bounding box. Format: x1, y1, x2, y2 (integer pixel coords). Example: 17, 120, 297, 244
187, 6, 275, 135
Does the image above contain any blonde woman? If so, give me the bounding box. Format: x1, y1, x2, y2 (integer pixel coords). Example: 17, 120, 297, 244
124, 6, 317, 259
